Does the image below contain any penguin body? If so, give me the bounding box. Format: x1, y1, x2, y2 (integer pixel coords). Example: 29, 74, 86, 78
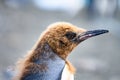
19, 43, 65, 80
13, 22, 108, 80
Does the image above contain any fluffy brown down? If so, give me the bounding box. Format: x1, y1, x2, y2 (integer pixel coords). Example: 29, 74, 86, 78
13, 22, 86, 80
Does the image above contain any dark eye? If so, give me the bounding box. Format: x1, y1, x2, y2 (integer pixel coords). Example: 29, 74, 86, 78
65, 31, 76, 40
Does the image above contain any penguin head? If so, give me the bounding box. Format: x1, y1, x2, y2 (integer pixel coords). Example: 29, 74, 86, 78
37, 22, 109, 60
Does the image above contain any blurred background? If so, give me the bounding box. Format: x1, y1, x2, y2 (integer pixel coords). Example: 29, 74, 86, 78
0, 0, 120, 80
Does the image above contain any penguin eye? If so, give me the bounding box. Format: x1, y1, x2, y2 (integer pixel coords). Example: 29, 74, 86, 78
65, 31, 76, 40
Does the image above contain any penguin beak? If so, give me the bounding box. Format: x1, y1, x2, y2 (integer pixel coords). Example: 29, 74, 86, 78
77, 29, 109, 42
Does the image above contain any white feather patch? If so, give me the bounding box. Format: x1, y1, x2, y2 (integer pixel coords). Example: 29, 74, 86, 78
61, 64, 74, 80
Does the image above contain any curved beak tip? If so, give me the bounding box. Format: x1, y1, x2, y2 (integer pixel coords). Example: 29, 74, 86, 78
87, 29, 109, 36
78, 29, 109, 41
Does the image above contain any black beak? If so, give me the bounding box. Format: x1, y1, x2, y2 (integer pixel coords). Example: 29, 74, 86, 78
77, 29, 109, 42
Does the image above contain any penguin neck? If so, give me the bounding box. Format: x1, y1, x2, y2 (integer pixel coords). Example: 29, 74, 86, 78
17, 43, 66, 80
33, 42, 65, 64
31, 42, 66, 79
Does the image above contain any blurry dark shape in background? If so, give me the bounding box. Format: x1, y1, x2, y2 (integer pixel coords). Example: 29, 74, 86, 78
88, 0, 118, 17
0, 0, 120, 80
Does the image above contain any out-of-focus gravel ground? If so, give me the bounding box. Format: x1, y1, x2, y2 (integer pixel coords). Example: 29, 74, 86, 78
0, 2, 120, 80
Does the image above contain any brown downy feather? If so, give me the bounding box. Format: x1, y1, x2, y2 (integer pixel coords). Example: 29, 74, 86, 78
13, 22, 86, 79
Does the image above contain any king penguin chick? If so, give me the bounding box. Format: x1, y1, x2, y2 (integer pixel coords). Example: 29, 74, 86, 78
13, 22, 109, 80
